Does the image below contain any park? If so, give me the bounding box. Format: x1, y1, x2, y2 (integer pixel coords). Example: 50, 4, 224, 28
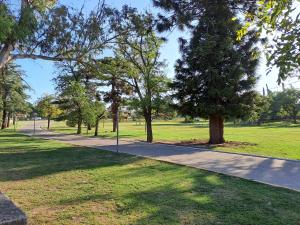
0, 0, 300, 224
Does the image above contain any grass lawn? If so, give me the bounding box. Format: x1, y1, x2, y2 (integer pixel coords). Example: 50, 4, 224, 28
1, 129, 300, 225
47, 120, 300, 160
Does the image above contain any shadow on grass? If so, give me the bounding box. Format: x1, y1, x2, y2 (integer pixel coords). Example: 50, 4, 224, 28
53, 160, 300, 225
95, 134, 136, 139
0, 137, 141, 182
223, 122, 300, 129
50, 128, 136, 139
1, 131, 300, 224
257, 123, 300, 129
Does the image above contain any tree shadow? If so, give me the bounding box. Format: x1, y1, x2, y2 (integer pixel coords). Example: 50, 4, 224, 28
223, 122, 300, 129
95, 134, 136, 139
258, 123, 300, 129
2, 131, 300, 224
52, 161, 300, 225
0, 144, 141, 182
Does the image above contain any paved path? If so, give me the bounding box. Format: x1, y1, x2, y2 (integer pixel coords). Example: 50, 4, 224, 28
20, 121, 300, 192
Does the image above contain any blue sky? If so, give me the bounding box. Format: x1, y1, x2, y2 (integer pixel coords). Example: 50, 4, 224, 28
15, 0, 298, 103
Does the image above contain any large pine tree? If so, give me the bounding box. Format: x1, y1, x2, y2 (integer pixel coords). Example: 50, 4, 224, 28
154, 0, 260, 144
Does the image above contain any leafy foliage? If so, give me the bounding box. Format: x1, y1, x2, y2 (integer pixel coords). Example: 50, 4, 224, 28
270, 88, 300, 122
36, 94, 61, 129
54, 61, 106, 134
241, 0, 299, 82
0, 0, 123, 70
116, 11, 170, 142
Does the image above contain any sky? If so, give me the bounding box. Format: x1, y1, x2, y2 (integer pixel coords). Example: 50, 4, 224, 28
15, 0, 300, 103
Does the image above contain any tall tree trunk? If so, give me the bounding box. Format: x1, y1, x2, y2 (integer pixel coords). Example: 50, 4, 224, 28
1, 108, 7, 129
209, 115, 225, 144
144, 109, 153, 143
94, 117, 100, 136
87, 123, 92, 130
13, 115, 16, 125
77, 118, 82, 134
47, 116, 51, 130
112, 104, 118, 132
6, 112, 11, 128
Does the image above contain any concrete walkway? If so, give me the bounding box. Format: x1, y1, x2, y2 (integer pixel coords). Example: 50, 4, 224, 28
20, 121, 300, 192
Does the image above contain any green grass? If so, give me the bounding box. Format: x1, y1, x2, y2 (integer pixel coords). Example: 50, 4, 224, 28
1, 129, 300, 224
48, 120, 300, 160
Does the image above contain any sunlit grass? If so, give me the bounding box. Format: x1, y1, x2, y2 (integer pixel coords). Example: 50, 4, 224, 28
47, 120, 300, 160
1, 130, 300, 224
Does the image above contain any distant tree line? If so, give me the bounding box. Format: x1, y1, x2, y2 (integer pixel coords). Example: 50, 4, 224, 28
247, 88, 300, 125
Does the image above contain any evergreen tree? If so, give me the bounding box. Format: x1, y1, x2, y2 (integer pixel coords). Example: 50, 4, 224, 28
155, 0, 259, 144
0, 63, 29, 129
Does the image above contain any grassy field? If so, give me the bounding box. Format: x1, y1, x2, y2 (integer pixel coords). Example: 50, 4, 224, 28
47, 120, 300, 160
1, 129, 300, 224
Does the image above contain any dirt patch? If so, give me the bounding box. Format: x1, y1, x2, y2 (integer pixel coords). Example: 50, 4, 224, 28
156, 139, 257, 149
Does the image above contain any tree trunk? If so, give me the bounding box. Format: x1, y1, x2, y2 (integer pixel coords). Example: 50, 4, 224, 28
209, 115, 225, 144
144, 110, 153, 143
1, 108, 7, 129
94, 117, 100, 136
47, 116, 51, 130
0, 44, 14, 70
77, 118, 82, 134
6, 112, 11, 128
13, 115, 16, 126
112, 109, 118, 132
87, 123, 92, 130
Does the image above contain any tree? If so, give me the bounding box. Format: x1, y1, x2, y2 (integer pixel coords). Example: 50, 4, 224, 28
55, 80, 91, 134
0, 63, 30, 129
153, 0, 299, 82
36, 94, 61, 130
272, 89, 300, 123
152, 95, 176, 120
54, 60, 107, 135
245, 93, 271, 125
0, 1, 120, 71
0, 0, 56, 69
117, 12, 169, 142
98, 57, 132, 132
241, 0, 299, 82
92, 100, 106, 136
155, 0, 259, 144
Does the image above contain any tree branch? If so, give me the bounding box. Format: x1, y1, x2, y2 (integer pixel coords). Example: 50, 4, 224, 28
11, 54, 78, 62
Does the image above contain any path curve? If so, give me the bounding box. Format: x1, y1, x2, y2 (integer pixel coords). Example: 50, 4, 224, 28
20, 120, 300, 192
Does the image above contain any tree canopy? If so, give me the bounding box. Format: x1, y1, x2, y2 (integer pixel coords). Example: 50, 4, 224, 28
117, 11, 170, 142
0, 0, 122, 70
36, 94, 61, 129
155, 0, 260, 144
